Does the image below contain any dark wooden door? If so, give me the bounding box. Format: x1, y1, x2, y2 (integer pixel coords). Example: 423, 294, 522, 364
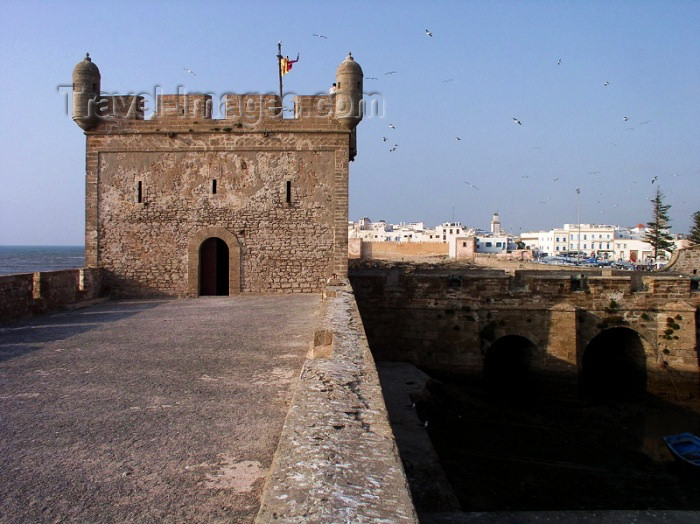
199, 238, 229, 295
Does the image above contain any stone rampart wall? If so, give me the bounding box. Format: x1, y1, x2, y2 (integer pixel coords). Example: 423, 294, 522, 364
358, 241, 448, 260
664, 243, 700, 276
349, 265, 700, 400
0, 268, 103, 323
256, 280, 417, 522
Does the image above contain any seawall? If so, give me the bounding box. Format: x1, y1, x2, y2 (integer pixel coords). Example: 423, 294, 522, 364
0, 268, 104, 323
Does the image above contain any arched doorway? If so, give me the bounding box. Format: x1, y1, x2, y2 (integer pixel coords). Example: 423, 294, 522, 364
581, 328, 647, 401
484, 335, 537, 398
187, 227, 241, 296
199, 237, 229, 296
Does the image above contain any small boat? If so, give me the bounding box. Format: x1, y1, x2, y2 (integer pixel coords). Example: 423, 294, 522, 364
663, 432, 700, 470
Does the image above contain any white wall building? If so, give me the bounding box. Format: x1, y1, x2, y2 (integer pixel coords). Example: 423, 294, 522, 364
349, 219, 445, 243
520, 223, 682, 263
475, 235, 517, 254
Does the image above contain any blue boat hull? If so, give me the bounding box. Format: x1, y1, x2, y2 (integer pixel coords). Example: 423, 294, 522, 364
663, 432, 700, 470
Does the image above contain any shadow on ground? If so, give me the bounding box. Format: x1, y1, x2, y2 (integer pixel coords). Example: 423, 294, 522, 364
0, 300, 163, 362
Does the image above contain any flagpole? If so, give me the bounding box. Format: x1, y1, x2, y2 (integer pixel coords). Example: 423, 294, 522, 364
277, 41, 283, 107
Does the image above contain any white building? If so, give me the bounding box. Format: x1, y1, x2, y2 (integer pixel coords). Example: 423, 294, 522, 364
349, 219, 445, 243
348, 218, 393, 241
520, 223, 681, 263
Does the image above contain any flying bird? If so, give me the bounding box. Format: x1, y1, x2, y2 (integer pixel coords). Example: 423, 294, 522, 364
389, 146, 398, 152
388, 123, 396, 129
441, 78, 454, 83
604, 81, 610, 86
425, 29, 433, 37
365, 76, 378, 80
312, 33, 328, 39
183, 67, 197, 76
385, 71, 398, 75
623, 116, 629, 121
651, 176, 658, 184
640, 120, 652, 125
455, 137, 461, 141
557, 58, 562, 65
382, 136, 388, 142
513, 117, 522, 125
553, 177, 560, 181
464, 181, 479, 190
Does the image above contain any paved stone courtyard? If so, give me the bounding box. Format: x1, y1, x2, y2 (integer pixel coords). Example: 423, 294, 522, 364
0, 295, 320, 523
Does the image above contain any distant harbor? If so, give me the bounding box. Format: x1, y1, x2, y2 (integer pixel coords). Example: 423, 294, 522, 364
0, 246, 84, 275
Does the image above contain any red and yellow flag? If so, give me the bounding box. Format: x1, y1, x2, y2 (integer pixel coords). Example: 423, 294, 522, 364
280, 54, 299, 76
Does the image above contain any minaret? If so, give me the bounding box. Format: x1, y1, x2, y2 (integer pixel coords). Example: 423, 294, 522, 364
72, 53, 101, 131
491, 212, 502, 236
334, 53, 363, 160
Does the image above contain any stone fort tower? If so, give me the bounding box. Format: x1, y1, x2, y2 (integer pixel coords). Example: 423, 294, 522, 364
71, 53, 362, 297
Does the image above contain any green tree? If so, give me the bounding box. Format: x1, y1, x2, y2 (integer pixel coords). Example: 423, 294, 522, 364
644, 187, 675, 260
688, 211, 700, 246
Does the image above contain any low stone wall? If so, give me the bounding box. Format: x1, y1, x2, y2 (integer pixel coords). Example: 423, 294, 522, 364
355, 240, 448, 260
256, 280, 418, 522
0, 268, 104, 323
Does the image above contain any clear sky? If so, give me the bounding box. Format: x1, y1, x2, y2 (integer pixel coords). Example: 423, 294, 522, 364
1, 0, 698, 245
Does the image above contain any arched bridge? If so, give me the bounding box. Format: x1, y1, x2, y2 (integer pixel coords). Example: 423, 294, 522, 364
349, 265, 700, 401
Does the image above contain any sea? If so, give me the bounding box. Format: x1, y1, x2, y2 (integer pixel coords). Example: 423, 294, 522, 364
0, 245, 85, 276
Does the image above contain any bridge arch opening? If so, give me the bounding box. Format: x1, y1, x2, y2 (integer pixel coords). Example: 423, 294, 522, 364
199, 237, 229, 296
484, 335, 537, 398
581, 327, 647, 401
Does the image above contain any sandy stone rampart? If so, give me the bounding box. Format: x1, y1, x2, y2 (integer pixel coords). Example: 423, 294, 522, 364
256, 280, 418, 522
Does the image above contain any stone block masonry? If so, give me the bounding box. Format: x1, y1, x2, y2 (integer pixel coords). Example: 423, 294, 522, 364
350, 264, 700, 402
88, 132, 347, 296
0, 268, 103, 323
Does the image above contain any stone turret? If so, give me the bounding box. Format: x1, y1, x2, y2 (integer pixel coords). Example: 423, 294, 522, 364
72, 53, 101, 131
334, 52, 363, 129
334, 53, 363, 160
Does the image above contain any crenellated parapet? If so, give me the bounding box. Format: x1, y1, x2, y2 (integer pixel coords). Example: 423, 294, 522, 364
98, 95, 144, 120
225, 94, 281, 122
71, 53, 363, 141
155, 94, 212, 119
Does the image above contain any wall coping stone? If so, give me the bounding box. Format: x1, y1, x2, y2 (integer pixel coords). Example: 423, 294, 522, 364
256, 280, 418, 523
